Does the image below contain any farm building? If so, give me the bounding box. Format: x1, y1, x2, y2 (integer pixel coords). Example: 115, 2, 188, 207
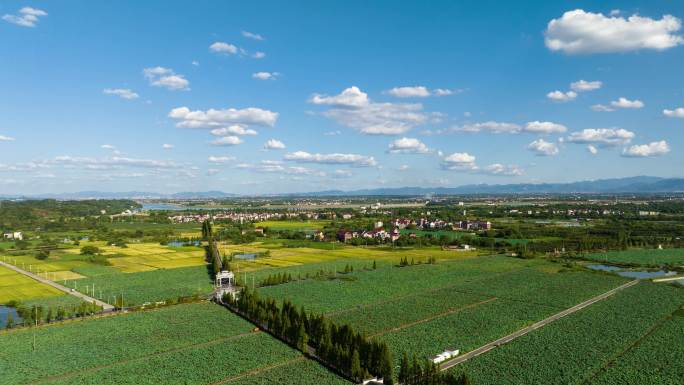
3, 231, 23, 240
431, 348, 459, 364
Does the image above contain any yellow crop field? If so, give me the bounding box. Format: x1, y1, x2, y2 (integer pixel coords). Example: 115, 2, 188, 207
0, 265, 65, 303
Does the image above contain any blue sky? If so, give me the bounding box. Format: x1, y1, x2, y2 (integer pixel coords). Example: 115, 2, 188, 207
1, 1, 683, 194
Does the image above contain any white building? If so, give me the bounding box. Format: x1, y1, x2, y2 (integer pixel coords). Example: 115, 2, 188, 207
3, 231, 23, 241
431, 349, 459, 364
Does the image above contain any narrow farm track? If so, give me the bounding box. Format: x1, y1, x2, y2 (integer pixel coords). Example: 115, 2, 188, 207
25, 331, 260, 385
439, 279, 639, 371
0, 260, 114, 311
208, 356, 306, 385
369, 298, 497, 338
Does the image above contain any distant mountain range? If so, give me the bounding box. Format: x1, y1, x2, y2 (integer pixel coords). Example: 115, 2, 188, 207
2, 176, 684, 199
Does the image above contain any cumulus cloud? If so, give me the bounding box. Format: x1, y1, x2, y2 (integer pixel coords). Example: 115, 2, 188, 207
565, 128, 635, 146
385, 86, 460, 98
524, 121, 567, 134
0, 135, 15, 142
622, 140, 670, 157
210, 125, 258, 136
663, 107, 684, 118
2, 7, 47, 27
252, 72, 280, 80
252, 51, 266, 59
242, 31, 264, 41
209, 42, 238, 55
103, 88, 139, 100
208, 156, 236, 164
309, 86, 435, 135
610, 97, 644, 109
481, 163, 524, 176
547, 90, 577, 102
587, 145, 598, 155
210, 136, 243, 146
284, 151, 377, 167
387, 137, 430, 154
527, 139, 560, 156
143, 67, 190, 91
264, 139, 286, 150
162, 144, 174, 149
169, 106, 278, 128
545, 9, 684, 54
441, 152, 477, 170
100, 144, 116, 150
570, 80, 602, 92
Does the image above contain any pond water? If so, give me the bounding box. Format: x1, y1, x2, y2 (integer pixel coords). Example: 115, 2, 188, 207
234, 253, 257, 260
586, 264, 680, 280
141, 203, 185, 211
0, 305, 20, 328
167, 240, 201, 247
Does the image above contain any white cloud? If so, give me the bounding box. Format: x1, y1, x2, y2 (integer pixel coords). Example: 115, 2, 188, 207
100, 144, 116, 150
143, 67, 190, 91
53, 155, 181, 170
441, 152, 477, 170
310, 86, 434, 135
663, 107, 684, 118
0, 135, 16, 142
252, 51, 266, 59
481, 163, 524, 176
169, 106, 278, 128
264, 139, 286, 150
610, 97, 644, 109
208, 156, 236, 164
210, 125, 258, 136
323, 130, 342, 136
545, 9, 684, 54
570, 80, 602, 92
547, 90, 577, 102
242, 31, 264, 41
385, 86, 459, 98
454, 121, 522, 134
209, 42, 238, 54
440, 152, 522, 175
332, 169, 353, 178
2, 7, 47, 28
591, 104, 615, 112
252, 72, 280, 80
162, 144, 174, 149
527, 139, 559, 156
622, 140, 670, 157
207, 168, 221, 176
103, 88, 139, 100
524, 121, 567, 134
386, 86, 430, 98
284, 151, 377, 167
566, 128, 635, 146
398, 165, 410, 171
210, 136, 243, 146
387, 137, 430, 154
237, 160, 326, 176
310, 86, 370, 108
192, 60, 200, 66
587, 145, 598, 155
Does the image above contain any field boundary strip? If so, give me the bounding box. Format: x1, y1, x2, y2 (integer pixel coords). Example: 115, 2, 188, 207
579, 312, 676, 385
208, 356, 306, 385
25, 331, 261, 385
324, 267, 526, 318
369, 297, 497, 338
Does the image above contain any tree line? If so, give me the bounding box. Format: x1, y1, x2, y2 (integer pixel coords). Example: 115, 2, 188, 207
222, 288, 393, 383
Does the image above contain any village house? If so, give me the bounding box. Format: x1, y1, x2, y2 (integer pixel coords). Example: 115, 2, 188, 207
3, 231, 23, 241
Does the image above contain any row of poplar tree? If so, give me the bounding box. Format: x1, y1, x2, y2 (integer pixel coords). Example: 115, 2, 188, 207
223, 287, 394, 383
399, 353, 473, 385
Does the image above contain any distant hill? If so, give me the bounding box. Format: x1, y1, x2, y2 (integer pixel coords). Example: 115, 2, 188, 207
3, 176, 684, 199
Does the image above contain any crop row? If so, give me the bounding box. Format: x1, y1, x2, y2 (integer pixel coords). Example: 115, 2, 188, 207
449, 282, 683, 385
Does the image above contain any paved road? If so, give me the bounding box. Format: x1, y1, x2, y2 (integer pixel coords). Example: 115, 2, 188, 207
0, 260, 115, 311
440, 279, 639, 370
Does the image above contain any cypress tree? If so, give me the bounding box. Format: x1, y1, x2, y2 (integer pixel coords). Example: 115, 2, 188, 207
350, 349, 363, 381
